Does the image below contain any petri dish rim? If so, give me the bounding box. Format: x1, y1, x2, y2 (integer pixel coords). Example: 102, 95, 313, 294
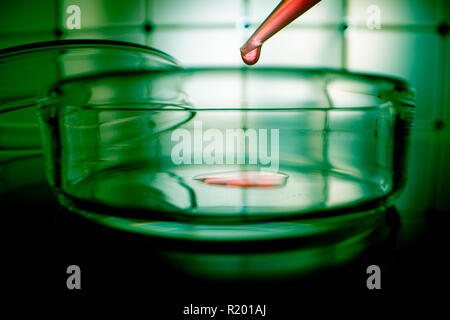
48, 67, 415, 112
0, 39, 179, 65
0, 39, 180, 114
0, 39, 180, 150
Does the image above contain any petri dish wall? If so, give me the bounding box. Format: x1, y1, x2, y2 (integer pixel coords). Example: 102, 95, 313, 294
37, 68, 415, 240
0, 40, 179, 154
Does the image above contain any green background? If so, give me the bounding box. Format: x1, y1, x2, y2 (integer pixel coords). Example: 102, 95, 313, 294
0, 0, 449, 241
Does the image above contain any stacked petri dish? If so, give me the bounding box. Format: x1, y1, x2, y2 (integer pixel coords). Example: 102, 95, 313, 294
37, 67, 415, 241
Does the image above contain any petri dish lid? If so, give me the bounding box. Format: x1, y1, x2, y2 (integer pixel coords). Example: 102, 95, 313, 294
0, 39, 179, 152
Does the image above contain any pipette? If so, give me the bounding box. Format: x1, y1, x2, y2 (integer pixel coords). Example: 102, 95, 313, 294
240, 0, 322, 65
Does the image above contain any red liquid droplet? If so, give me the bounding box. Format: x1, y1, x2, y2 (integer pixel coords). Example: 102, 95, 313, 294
195, 171, 288, 188
240, 0, 321, 65
241, 47, 261, 65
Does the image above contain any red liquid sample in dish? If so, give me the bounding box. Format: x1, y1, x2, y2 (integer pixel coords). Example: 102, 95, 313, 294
195, 171, 288, 188
240, 0, 321, 65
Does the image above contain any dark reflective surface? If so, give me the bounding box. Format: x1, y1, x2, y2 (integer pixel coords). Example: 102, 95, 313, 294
2, 153, 448, 315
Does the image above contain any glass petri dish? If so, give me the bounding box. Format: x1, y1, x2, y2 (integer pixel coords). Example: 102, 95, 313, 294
38, 68, 415, 240
0, 39, 179, 155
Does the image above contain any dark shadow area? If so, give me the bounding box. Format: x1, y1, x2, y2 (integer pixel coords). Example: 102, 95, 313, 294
2, 155, 449, 316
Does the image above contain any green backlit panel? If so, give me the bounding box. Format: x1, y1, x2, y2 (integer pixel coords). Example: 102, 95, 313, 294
347, 29, 440, 123
347, 0, 446, 26
62, 26, 147, 45
149, 0, 242, 25
60, 0, 146, 29
0, 0, 56, 33
148, 28, 242, 66
256, 27, 342, 67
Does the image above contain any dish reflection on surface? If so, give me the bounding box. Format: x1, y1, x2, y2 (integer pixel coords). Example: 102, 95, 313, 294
75, 206, 399, 281
76, 204, 389, 241
0, 152, 401, 282
159, 207, 399, 281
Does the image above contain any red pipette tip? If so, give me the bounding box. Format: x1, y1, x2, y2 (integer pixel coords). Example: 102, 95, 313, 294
240, 0, 321, 65
240, 46, 261, 65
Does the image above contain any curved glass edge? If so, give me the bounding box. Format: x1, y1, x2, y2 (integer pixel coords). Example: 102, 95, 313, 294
0, 39, 179, 66
69, 197, 387, 242
0, 40, 181, 151
0, 39, 180, 114
55, 187, 398, 229
51, 67, 416, 112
